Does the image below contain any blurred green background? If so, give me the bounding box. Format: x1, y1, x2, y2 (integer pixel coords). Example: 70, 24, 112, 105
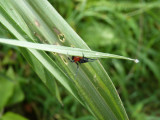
0, 0, 160, 120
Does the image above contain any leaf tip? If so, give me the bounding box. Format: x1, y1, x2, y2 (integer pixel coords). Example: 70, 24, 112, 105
134, 59, 139, 63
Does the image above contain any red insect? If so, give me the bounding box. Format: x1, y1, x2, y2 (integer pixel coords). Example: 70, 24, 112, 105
68, 54, 97, 69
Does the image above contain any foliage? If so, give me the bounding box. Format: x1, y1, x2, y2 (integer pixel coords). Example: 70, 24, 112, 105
0, 0, 160, 120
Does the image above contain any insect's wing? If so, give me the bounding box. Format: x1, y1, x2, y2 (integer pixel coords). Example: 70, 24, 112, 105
87, 58, 97, 62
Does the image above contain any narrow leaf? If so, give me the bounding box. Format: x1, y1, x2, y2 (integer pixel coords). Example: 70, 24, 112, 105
0, 38, 139, 63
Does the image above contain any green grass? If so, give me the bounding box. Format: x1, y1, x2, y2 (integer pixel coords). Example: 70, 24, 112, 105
0, 0, 160, 120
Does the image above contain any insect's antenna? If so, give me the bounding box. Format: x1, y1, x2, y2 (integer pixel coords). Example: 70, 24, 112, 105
82, 52, 84, 58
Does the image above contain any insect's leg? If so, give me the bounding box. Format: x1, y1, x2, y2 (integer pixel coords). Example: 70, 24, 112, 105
67, 53, 74, 62
68, 57, 74, 62
76, 62, 79, 69
74, 62, 79, 76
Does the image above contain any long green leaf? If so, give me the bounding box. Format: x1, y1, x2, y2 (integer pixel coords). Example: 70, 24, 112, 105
0, 38, 138, 62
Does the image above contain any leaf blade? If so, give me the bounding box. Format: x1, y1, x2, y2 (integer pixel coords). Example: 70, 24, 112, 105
0, 38, 138, 62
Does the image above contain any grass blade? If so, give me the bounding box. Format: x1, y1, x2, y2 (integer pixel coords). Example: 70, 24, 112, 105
0, 38, 138, 63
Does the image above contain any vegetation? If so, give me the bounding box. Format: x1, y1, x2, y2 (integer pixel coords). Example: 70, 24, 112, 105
0, 0, 160, 120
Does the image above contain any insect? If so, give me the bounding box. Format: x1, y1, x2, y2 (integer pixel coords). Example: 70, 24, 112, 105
68, 54, 97, 69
